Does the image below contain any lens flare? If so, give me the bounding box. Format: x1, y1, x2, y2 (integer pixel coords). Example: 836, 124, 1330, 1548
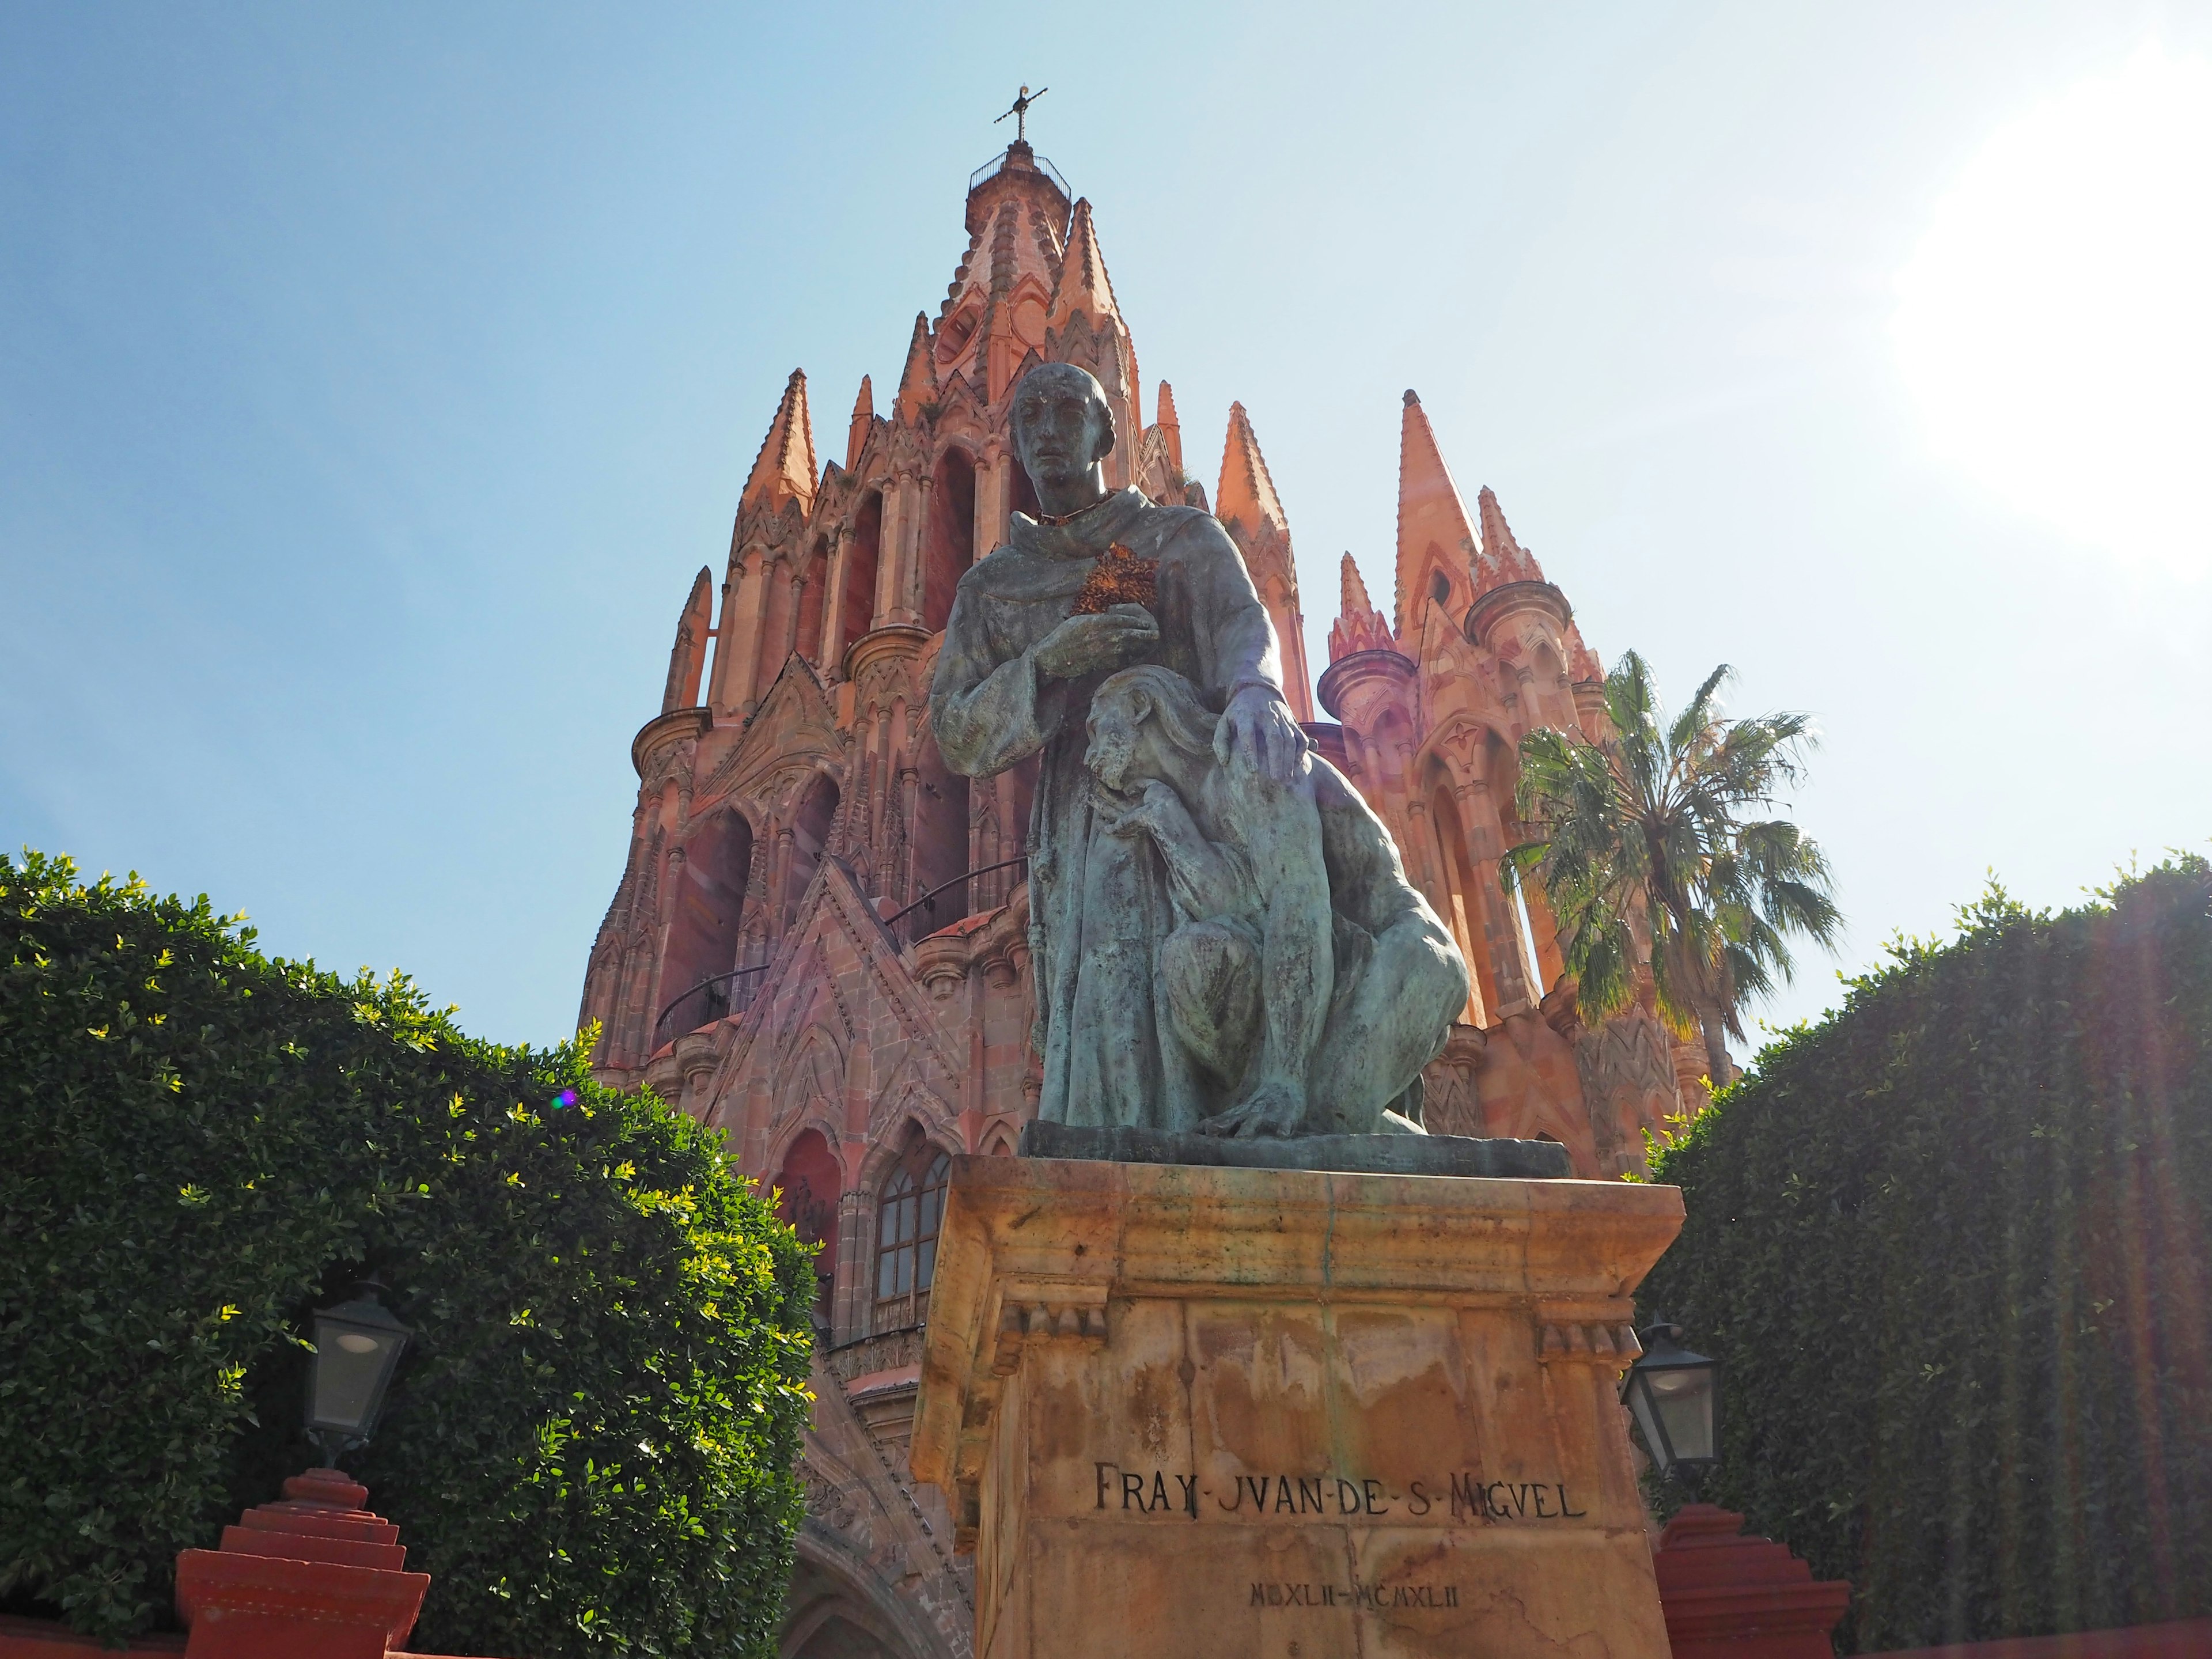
1894, 46, 2212, 577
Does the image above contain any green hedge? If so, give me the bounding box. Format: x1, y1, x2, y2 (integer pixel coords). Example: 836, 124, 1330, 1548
1641, 858, 2212, 1653
0, 851, 816, 1656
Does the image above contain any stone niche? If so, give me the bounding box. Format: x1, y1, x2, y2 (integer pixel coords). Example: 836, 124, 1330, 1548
910, 1155, 1685, 1659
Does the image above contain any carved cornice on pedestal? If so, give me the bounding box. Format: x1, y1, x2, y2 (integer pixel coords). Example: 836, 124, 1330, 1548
1536, 1319, 1642, 1366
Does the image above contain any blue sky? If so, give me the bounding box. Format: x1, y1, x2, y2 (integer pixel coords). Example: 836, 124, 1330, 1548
4, 1, 2207, 1054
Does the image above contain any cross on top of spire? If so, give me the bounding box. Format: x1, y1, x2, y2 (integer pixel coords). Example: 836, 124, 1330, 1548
994, 84, 1048, 143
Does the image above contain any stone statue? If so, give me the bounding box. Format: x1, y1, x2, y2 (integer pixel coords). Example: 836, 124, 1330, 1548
930, 362, 1467, 1139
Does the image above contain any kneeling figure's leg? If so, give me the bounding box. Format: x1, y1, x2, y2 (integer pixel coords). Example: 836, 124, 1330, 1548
1157, 917, 1261, 1102
1307, 914, 1471, 1134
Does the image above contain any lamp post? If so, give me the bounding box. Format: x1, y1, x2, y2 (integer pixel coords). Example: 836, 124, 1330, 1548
1620, 1316, 1720, 1494
306, 1282, 412, 1466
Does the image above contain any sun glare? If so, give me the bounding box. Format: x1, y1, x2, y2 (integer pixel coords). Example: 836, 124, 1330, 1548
1895, 47, 2212, 577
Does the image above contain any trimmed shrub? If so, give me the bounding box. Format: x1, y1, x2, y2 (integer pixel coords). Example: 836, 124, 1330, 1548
1641, 858, 2212, 1652
0, 851, 816, 1656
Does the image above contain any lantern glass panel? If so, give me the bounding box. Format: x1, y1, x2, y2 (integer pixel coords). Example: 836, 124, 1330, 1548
308, 1298, 409, 1442
1645, 1365, 1715, 1464
310, 1328, 391, 1430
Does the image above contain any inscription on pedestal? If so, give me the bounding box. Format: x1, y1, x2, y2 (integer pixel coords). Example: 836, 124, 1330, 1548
1093, 1463, 1589, 1522
1251, 1581, 1461, 1610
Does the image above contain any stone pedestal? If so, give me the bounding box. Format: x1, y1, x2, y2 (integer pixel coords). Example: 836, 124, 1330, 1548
1652, 1504, 1851, 1659
910, 1154, 1685, 1659
173, 1468, 429, 1659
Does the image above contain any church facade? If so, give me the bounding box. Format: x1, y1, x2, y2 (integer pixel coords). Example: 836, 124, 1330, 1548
577, 139, 1697, 1659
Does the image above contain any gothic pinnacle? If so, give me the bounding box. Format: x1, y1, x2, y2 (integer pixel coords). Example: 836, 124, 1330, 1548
896, 313, 937, 421
741, 368, 817, 516
1475, 486, 1546, 591
1154, 380, 1183, 476
1215, 402, 1289, 544
847, 374, 874, 470
1048, 198, 1120, 331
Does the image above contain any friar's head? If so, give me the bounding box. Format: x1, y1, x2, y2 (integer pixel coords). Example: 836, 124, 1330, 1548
1085, 665, 1215, 794
1011, 363, 1117, 512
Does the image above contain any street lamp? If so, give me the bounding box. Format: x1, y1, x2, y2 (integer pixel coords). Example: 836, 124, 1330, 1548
306, 1283, 411, 1465
1621, 1316, 1720, 1491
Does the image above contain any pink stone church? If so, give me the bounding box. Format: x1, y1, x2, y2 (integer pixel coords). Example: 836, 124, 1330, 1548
576, 138, 1701, 1659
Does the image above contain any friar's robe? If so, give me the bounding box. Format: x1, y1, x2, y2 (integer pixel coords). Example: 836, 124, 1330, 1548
928, 486, 1285, 1130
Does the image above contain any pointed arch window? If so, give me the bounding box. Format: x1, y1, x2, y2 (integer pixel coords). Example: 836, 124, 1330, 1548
874, 1146, 950, 1327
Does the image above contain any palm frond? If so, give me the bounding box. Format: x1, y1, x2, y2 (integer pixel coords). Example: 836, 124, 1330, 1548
1512, 650, 1842, 1071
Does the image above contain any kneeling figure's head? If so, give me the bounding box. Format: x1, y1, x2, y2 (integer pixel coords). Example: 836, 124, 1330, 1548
1085, 665, 1216, 794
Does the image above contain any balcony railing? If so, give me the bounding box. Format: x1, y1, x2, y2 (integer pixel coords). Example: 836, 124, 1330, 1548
881, 855, 1029, 944
968, 149, 1070, 198
821, 1324, 926, 1391
652, 963, 770, 1054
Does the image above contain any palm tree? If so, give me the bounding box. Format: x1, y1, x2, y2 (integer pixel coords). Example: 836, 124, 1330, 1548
1504, 650, 1841, 1086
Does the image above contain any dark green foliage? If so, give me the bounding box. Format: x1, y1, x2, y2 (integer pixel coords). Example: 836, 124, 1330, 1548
1641, 858, 2212, 1652
0, 851, 816, 1656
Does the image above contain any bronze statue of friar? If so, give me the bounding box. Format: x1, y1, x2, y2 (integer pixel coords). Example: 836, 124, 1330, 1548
929, 362, 1471, 1147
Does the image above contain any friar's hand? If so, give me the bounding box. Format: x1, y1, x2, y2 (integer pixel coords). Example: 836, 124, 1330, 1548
1215, 684, 1305, 785
1032, 603, 1159, 681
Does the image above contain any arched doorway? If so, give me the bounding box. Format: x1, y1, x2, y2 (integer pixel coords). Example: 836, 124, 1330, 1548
921, 449, 976, 634
660, 810, 753, 1039
907, 733, 968, 943
836, 494, 883, 664
797, 535, 831, 665
771, 1128, 841, 1331
784, 774, 842, 930
778, 1546, 937, 1659
1427, 783, 1490, 1028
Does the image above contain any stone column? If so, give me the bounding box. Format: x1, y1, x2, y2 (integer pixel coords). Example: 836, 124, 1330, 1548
912, 1156, 1685, 1659
908, 471, 935, 619
875, 479, 908, 629
976, 441, 1007, 560
821, 525, 853, 676
832, 1187, 873, 1347
771, 825, 797, 934
881, 469, 922, 627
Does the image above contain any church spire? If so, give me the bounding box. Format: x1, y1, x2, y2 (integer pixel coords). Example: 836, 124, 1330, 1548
1393, 389, 1478, 637
846, 374, 874, 470
1215, 402, 1313, 721
1215, 402, 1287, 541
1154, 381, 1183, 477
741, 369, 817, 517
895, 313, 937, 422
1048, 198, 1120, 331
